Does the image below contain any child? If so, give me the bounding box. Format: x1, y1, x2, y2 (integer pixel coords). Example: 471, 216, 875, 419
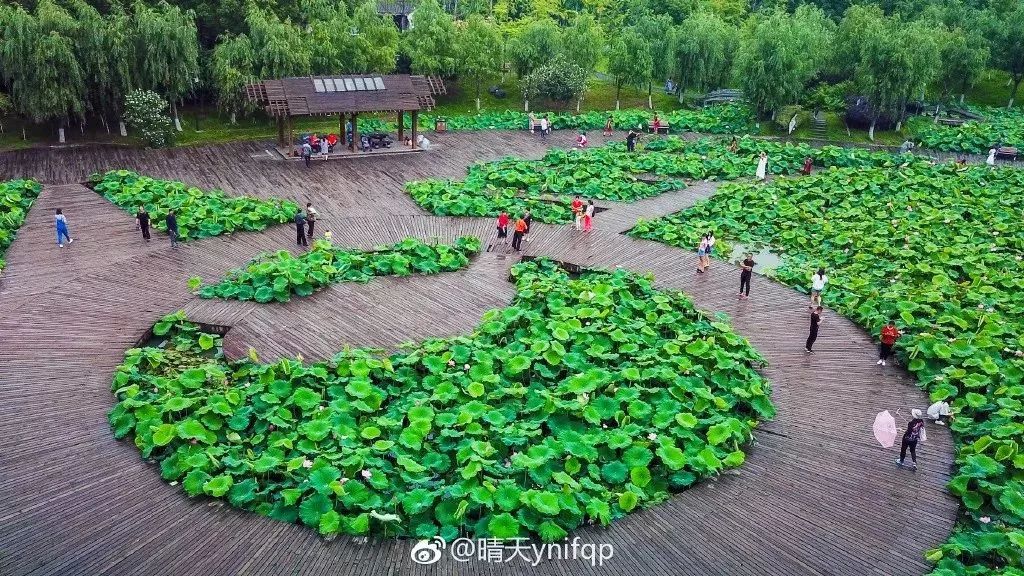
571, 196, 584, 231
55, 209, 73, 247
603, 115, 613, 136
696, 234, 709, 274
576, 132, 588, 148
496, 212, 509, 244
810, 268, 828, 306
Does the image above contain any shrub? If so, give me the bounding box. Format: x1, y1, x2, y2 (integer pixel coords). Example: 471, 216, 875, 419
0, 179, 42, 271
124, 90, 175, 148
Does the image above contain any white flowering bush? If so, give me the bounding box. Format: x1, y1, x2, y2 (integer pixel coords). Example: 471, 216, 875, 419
123, 90, 174, 148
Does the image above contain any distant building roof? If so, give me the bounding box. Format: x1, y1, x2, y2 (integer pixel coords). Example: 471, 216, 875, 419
245, 74, 444, 117
377, 0, 417, 15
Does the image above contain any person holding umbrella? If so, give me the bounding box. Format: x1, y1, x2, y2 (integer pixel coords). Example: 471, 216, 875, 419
896, 409, 925, 470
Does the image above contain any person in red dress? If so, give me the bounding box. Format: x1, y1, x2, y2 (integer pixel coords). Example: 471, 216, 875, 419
801, 156, 813, 175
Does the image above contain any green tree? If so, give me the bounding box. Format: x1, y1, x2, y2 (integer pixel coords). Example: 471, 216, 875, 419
673, 12, 736, 100
523, 54, 588, 106
133, 1, 200, 132
246, 7, 311, 79
735, 7, 833, 119
561, 13, 602, 110
404, 0, 457, 76
987, 6, 1024, 107
346, 2, 400, 73
607, 29, 653, 110
936, 28, 988, 105
456, 15, 503, 110
106, 7, 137, 136
211, 34, 255, 123
854, 17, 941, 137
508, 18, 562, 78
633, 13, 676, 108
830, 4, 885, 81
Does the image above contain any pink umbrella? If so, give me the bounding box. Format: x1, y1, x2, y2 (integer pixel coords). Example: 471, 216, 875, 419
873, 410, 897, 448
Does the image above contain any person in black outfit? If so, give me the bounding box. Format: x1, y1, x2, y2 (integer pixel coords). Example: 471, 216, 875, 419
166, 210, 179, 248
738, 253, 755, 298
896, 409, 925, 470
522, 209, 533, 243
626, 128, 639, 152
805, 305, 822, 352
136, 205, 151, 241
294, 211, 308, 247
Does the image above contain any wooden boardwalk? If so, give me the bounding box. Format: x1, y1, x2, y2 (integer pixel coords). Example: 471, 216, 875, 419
0, 134, 957, 576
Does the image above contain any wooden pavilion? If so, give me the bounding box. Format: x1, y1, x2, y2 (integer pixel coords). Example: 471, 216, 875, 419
245, 74, 445, 154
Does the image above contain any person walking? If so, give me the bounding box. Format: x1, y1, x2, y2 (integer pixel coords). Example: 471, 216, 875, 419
540, 115, 549, 140
696, 234, 709, 274
896, 409, 925, 470
805, 305, 823, 353
755, 151, 768, 180
704, 231, 716, 268
626, 128, 639, 152
810, 267, 828, 306
496, 211, 509, 245
523, 209, 533, 243
54, 209, 73, 247
603, 115, 613, 136
302, 141, 313, 168
305, 202, 318, 238
987, 146, 997, 167
511, 216, 527, 252
877, 320, 901, 366
294, 210, 308, 247
166, 210, 179, 248
583, 200, 595, 232
571, 195, 584, 231
136, 206, 151, 242
528, 112, 537, 134
738, 253, 755, 299
320, 137, 329, 161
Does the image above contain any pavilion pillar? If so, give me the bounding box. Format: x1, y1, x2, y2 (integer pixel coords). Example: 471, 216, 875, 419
339, 113, 344, 141
286, 115, 294, 155
397, 110, 404, 143
351, 113, 359, 152
276, 116, 285, 147
411, 110, 418, 149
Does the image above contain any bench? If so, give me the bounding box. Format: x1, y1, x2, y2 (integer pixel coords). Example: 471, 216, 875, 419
937, 117, 966, 126
997, 147, 1018, 161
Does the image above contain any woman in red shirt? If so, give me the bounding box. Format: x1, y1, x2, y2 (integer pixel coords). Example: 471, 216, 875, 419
878, 320, 901, 366
496, 212, 509, 245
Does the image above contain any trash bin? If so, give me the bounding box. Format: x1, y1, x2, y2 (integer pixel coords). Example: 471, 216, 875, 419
435, 117, 447, 133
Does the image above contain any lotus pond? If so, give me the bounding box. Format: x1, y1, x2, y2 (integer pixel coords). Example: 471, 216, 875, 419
407, 136, 933, 223
198, 236, 481, 303
911, 107, 1024, 154
109, 259, 774, 541
90, 170, 297, 241
0, 178, 41, 272
631, 164, 1024, 575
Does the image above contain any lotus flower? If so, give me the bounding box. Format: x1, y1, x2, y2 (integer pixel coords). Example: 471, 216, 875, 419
361, 469, 372, 479
647, 433, 657, 441
302, 458, 313, 468
463, 364, 470, 370
980, 516, 991, 524
339, 477, 349, 484
447, 360, 456, 367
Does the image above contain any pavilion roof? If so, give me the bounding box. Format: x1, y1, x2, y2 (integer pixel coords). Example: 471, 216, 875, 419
245, 74, 443, 117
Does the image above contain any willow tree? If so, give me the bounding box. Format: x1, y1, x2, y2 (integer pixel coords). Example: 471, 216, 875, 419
0, 4, 36, 138
456, 15, 502, 111
106, 7, 137, 136
66, 0, 115, 133
343, 3, 400, 73
735, 7, 834, 119
26, 32, 86, 142
561, 13, 602, 111
404, 0, 457, 76
246, 7, 311, 79
607, 29, 653, 111
988, 5, 1024, 108
673, 12, 737, 102
133, 1, 200, 132
211, 34, 255, 123
632, 13, 675, 109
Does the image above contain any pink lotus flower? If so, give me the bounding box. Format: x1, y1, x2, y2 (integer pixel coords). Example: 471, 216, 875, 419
647, 433, 657, 441
361, 469, 372, 480
980, 516, 991, 524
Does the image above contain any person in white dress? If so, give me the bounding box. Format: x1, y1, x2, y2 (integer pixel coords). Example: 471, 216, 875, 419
987, 147, 997, 166
810, 268, 828, 306
755, 151, 768, 180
